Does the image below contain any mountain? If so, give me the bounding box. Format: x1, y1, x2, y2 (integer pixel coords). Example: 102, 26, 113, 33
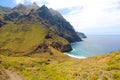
3, 5, 81, 42
0, 4, 83, 55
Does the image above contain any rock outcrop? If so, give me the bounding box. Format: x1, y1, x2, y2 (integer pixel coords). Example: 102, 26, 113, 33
77, 32, 87, 38
51, 42, 72, 52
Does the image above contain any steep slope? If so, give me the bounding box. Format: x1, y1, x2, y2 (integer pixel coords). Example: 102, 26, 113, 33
77, 32, 87, 38
35, 5, 81, 43
3, 4, 81, 43
0, 21, 71, 55
0, 4, 82, 55
0, 22, 46, 55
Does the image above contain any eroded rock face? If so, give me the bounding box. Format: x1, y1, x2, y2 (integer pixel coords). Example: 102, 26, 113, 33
51, 42, 72, 52
35, 5, 82, 43
77, 32, 87, 38
34, 41, 49, 53
4, 12, 20, 21
61, 44, 72, 52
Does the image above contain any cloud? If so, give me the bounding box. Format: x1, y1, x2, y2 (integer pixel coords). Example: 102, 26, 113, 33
14, 0, 24, 4
13, 0, 120, 35
14, 0, 47, 5
63, 0, 120, 34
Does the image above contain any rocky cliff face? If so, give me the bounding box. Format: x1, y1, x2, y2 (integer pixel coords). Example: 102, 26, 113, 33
51, 42, 72, 52
77, 32, 87, 38
35, 5, 81, 43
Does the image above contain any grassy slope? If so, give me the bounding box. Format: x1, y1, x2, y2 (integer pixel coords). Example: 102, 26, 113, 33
0, 22, 46, 55
46, 33, 69, 45
0, 51, 120, 80
0, 22, 70, 55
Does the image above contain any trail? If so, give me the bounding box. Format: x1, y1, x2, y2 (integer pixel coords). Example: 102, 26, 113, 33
4, 69, 24, 80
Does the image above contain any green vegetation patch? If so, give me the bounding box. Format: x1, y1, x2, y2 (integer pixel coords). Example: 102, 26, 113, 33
0, 22, 46, 55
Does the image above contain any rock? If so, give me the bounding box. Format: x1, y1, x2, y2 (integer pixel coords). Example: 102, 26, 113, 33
50, 42, 72, 52
34, 41, 49, 53
4, 12, 20, 21
77, 32, 87, 38
45, 32, 52, 39
61, 44, 72, 52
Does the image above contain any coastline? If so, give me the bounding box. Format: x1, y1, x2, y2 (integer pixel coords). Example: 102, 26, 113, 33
64, 52, 86, 59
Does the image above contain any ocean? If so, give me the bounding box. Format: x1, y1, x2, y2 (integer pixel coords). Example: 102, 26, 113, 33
65, 35, 120, 58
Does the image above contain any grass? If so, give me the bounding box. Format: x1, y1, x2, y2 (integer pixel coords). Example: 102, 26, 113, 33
0, 50, 70, 80
0, 50, 120, 80
46, 33, 69, 45
0, 22, 46, 55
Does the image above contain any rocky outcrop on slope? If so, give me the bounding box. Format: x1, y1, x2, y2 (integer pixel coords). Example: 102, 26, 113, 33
77, 32, 87, 38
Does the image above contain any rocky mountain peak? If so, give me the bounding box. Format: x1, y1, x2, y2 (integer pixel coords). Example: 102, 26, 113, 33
39, 5, 49, 11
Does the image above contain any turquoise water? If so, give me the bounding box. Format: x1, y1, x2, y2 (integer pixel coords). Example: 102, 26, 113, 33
65, 35, 120, 58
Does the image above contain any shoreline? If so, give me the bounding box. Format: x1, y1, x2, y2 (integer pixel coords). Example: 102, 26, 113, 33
64, 53, 86, 59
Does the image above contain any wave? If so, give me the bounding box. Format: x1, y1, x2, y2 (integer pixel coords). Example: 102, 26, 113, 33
64, 53, 86, 59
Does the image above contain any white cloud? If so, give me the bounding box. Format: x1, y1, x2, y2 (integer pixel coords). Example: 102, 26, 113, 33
14, 0, 25, 4
14, 0, 46, 5
14, 0, 120, 34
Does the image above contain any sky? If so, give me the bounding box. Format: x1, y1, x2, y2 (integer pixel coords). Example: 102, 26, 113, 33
0, 0, 120, 35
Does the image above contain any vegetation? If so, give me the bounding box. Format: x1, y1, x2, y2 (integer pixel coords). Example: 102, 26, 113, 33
0, 50, 120, 80
0, 22, 46, 55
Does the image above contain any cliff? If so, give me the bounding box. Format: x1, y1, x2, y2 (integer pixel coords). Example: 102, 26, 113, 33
77, 32, 87, 38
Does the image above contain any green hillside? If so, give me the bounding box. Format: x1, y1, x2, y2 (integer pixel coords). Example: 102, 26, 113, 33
0, 21, 71, 56
0, 51, 120, 80
0, 22, 46, 55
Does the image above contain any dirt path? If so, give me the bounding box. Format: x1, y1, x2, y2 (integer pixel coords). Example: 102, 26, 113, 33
4, 69, 24, 80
